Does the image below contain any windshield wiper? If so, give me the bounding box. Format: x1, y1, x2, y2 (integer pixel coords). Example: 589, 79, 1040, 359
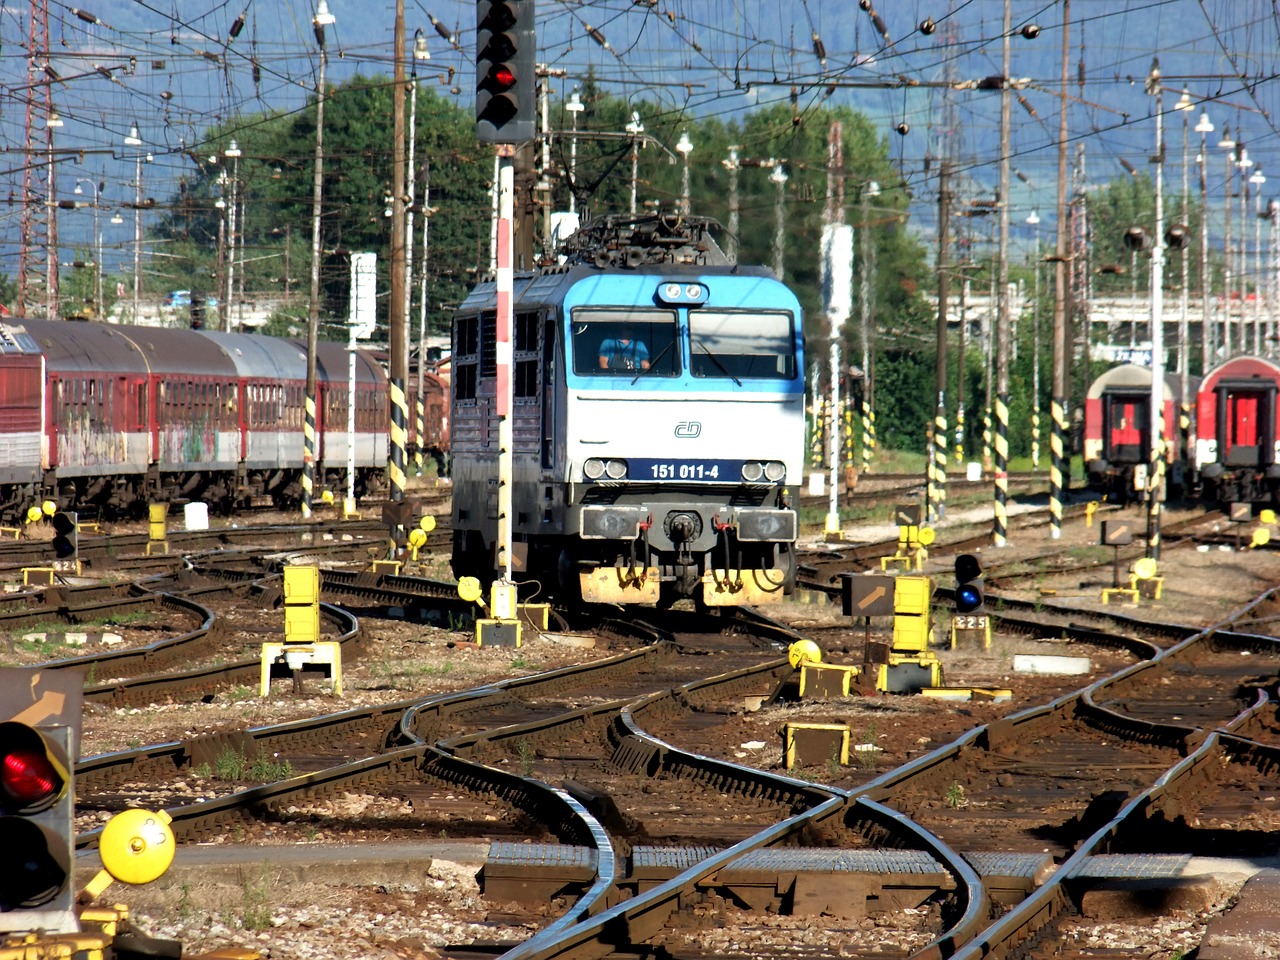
694, 341, 742, 386
630, 340, 676, 385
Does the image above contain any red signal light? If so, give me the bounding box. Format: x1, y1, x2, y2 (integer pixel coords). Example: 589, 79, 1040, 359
2, 751, 60, 807
0, 723, 67, 815
492, 65, 516, 89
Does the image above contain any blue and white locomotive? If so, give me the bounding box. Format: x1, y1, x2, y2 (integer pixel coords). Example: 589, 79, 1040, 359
449, 216, 806, 607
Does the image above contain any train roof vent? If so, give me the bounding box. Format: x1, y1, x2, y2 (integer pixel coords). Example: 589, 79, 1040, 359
0, 326, 41, 355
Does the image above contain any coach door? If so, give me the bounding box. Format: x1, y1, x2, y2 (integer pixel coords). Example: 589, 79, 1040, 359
1219, 383, 1277, 467
1103, 392, 1147, 463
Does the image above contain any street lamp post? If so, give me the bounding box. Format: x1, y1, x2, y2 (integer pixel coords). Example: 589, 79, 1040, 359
73, 179, 102, 320
1026, 209, 1041, 468
303, 0, 334, 519
1219, 125, 1237, 356
125, 124, 144, 323
1173, 90, 1193, 389
1146, 59, 1166, 561
1252, 167, 1266, 352
770, 164, 787, 277
1238, 143, 1255, 352
675, 131, 693, 216
45, 108, 64, 320
625, 111, 643, 216
408, 28, 430, 475
566, 90, 583, 216
224, 139, 241, 330
1196, 112, 1215, 370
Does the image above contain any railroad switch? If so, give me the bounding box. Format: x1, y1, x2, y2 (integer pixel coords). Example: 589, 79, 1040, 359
262, 565, 342, 696
457, 577, 523, 647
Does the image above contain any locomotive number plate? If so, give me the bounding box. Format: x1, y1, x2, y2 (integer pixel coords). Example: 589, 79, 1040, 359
629, 458, 740, 481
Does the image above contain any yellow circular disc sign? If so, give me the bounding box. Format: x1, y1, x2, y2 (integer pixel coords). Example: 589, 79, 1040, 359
457, 576, 483, 603
1132, 557, 1158, 580
1262, 509, 1276, 525
420, 515, 437, 532
42, 500, 56, 517
408, 528, 428, 548
788, 639, 822, 668
99, 809, 175, 885
26, 506, 42, 524
918, 527, 937, 546
1252, 528, 1271, 548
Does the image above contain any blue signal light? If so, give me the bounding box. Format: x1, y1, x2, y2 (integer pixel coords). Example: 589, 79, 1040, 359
956, 584, 983, 614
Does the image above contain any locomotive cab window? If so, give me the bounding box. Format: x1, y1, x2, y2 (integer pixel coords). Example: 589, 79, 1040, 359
572, 308, 678, 376
689, 310, 797, 380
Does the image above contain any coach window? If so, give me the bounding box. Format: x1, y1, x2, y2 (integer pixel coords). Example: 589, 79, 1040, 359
571, 308, 678, 377
689, 310, 797, 381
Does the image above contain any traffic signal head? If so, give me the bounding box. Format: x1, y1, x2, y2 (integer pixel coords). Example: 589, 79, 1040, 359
0, 721, 73, 921
50, 511, 77, 560
0, 669, 81, 933
954, 553, 984, 614
475, 0, 536, 143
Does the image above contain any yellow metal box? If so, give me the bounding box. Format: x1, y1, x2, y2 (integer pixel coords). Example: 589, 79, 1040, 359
891, 614, 932, 653
284, 605, 321, 643
283, 565, 321, 604
798, 662, 859, 698
893, 575, 933, 616
784, 722, 850, 769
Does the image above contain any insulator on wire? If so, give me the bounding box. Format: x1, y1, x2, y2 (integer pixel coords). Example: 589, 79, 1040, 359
812, 33, 827, 67
73, 8, 101, 25
585, 25, 613, 53
229, 11, 246, 40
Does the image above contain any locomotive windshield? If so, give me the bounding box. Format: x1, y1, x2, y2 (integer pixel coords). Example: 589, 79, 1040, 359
572, 308, 679, 376
689, 310, 797, 380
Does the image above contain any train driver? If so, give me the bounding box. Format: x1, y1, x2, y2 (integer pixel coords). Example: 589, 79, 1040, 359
598, 335, 650, 372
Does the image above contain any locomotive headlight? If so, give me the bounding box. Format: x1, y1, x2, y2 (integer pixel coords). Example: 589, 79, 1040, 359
604, 459, 628, 480
763, 461, 786, 482
583, 459, 606, 480
742, 461, 764, 482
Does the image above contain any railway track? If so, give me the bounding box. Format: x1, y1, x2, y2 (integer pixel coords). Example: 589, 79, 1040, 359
10, 505, 1277, 959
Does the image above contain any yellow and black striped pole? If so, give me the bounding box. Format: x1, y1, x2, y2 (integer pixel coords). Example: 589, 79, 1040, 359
993, 393, 1009, 546
301, 392, 316, 519
1031, 406, 1041, 470
1049, 396, 1066, 539
389, 378, 408, 504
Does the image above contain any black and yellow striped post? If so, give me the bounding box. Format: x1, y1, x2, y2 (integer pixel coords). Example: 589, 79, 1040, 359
389, 378, 408, 504
843, 395, 856, 488
993, 392, 1009, 547
301, 392, 316, 519
1031, 406, 1041, 470
1049, 396, 1066, 539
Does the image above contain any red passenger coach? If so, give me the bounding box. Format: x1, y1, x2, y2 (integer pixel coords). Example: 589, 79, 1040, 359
1083, 364, 1186, 502
1195, 355, 1280, 505
0, 318, 396, 520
